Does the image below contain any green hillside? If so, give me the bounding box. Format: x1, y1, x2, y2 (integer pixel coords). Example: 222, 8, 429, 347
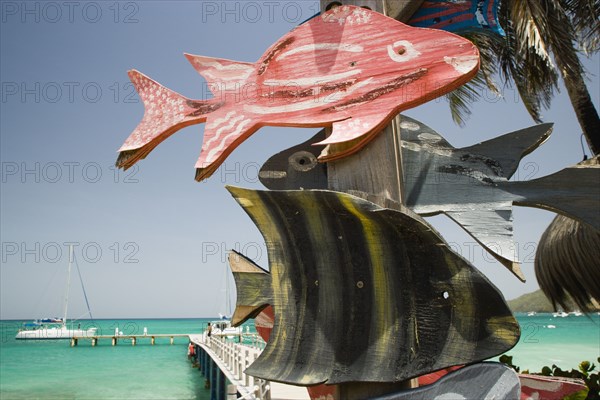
508, 289, 599, 312
507, 290, 556, 312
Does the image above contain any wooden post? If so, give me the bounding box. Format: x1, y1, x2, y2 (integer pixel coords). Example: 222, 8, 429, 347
238, 350, 243, 381
151, 336, 155, 345
211, 359, 217, 400
320, 0, 424, 209
318, 1, 424, 398
132, 337, 136, 346
244, 349, 250, 387
92, 338, 97, 347
227, 384, 237, 400
170, 336, 174, 345
112, 337, 117, 346
218, 368, 226, 400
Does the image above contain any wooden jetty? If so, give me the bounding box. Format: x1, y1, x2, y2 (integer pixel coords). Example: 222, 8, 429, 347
70, 333, 192, 347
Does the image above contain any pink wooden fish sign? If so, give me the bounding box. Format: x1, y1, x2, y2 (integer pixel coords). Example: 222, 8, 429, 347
116, 5, 479, 181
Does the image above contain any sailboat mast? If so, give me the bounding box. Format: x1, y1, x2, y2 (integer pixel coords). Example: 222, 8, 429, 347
63, 245, 73, 325
225, 268, 232, 317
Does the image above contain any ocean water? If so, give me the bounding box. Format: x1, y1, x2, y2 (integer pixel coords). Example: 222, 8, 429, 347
502, 313, 600, 372
0, 319, 221, 400
1, 315, 599, 399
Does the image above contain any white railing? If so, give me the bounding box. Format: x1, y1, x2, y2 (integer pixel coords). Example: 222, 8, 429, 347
196, 334, 271, 400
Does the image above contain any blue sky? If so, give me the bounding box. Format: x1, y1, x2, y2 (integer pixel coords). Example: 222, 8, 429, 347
1, 1, 598, 319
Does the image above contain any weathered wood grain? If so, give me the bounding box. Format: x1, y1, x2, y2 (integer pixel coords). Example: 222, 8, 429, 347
262, 116, 596, 281
226, 186, 519, 386
412, 364, 587, 400
408, 0, 504, 35
320, 0, 426, 30
506, 160, 600, 231
330, 117, 550, 281
116, 5, 479, 181
227, 251, 274, 325
370, 363, 520, 400
254, 306, 275, 344
519, 373, 588, 400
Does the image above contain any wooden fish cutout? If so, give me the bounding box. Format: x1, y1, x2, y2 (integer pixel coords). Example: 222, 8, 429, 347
115, 5, 479, 181
409, 0, 505, 36
226, 186, 519, 386
519, 374, 588, 400
415, 366, 587, 400
259, 118, 600, 281
371, 363, 520, 400
400, 117, 599, 280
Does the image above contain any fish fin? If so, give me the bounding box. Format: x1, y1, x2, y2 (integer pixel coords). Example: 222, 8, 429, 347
314, 114, 392, 162
314, 114, 389, 146
445, 207, 525, 282
194, 111, 260, 181
507, 157, 600, 231
254, 306, 275, 343
461, 123, 552, 179
184, 53, 254, 92
228, 250, 273, 327
398, 115, 454, 148
116, 70, 222, 170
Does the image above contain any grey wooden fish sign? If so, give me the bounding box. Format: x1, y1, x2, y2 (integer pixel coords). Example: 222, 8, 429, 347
226, 186, 519, 386
371, 363, 520, 400
259, 118, 600, 281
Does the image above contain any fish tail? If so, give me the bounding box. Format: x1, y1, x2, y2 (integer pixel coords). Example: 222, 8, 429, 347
116, 70, 223, 170
193, 112, 259, 181
506, 157, 600, 230
227, 250, 273, 327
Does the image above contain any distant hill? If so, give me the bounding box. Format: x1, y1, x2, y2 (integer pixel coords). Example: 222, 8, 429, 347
507, 289, 599, 313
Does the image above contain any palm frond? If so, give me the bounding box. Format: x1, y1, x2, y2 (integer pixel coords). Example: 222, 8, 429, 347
508, 0, 554, 65
498, 1, 561, 120
438, 0, 596, 133
543, 1, 583, 78
446, 75, 483, 126
562, 0, 600, 53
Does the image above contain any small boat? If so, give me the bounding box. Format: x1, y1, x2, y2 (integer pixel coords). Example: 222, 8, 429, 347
527, 311, 537, 317
15, 323, 97, 340
552, 311, 569, 318
569, 310, 583, 316
209, 320, 242, 338
40, 318, 63, 323
207, 263, 242, 339
16, 245, 97, 340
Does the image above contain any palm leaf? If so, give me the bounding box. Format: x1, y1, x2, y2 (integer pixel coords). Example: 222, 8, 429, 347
563, 0, 600, 53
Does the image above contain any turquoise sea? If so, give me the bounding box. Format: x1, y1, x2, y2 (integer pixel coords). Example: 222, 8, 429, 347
503, 313, 600, 371
1, 314, 598, 399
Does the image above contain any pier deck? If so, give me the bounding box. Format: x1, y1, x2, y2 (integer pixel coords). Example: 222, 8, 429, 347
70, 333, 192, 346
190, 334, 309, 400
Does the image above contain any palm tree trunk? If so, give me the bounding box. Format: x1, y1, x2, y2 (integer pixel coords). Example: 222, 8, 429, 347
556, 57, 600, 155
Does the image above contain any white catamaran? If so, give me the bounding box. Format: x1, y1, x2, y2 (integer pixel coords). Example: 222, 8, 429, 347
16, 245, 97, 340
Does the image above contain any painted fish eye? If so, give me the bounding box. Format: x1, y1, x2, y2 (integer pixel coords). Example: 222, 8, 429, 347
349, 61, 357, 67
387, 40, 421, 63
289, 151, 317, 172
